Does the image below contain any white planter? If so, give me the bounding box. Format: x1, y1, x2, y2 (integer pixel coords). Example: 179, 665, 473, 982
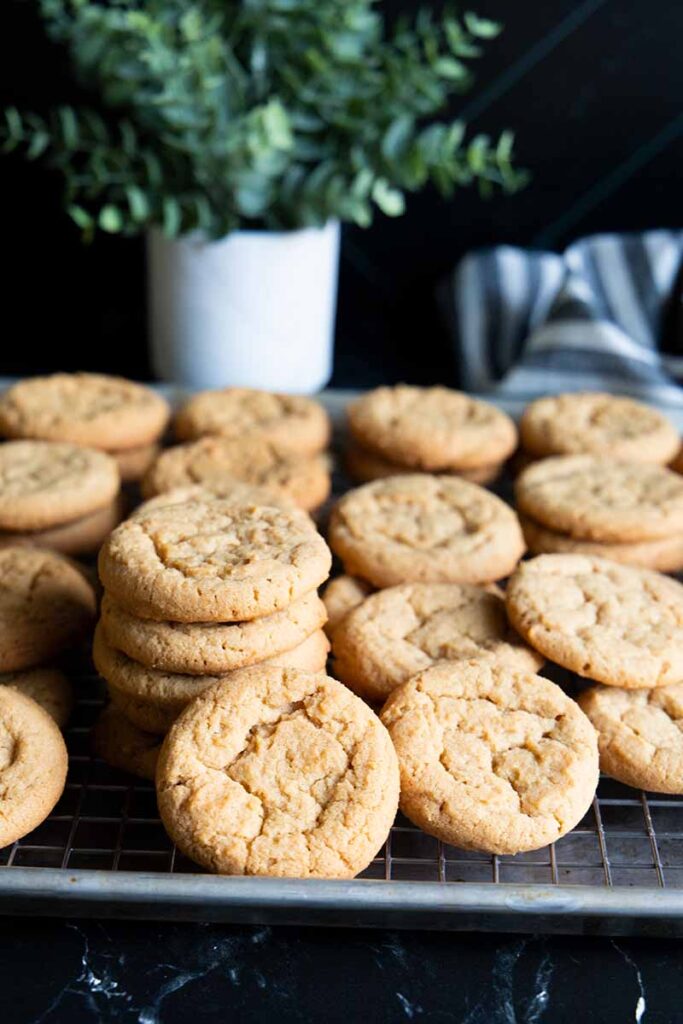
147, 221, 340, 393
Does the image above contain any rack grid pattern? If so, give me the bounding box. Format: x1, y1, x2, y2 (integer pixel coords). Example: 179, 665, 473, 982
2, 674, 682, 892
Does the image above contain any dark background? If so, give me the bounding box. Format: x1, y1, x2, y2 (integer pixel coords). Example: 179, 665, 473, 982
2, 0, 682, 385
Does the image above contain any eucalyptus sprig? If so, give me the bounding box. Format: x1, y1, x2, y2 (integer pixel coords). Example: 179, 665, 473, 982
3, 0, 526, 239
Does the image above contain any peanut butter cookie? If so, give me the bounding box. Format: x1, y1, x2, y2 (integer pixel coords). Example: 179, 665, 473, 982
579, 683, 683, 793
91, 705, 161, 781
322, 575, 373, 640
333, 583, 543, 703
0, 496, 126, 558
348, 385, 517, 471
515, 456, 683, 542
506, 554, 683, 688
0, 687, 68, 847
0, 373, 170, 450
175, 388, 330, 455
520, 392, 679, 463
329, 475, 524, 588
0, 668, 73, 727
98, 500, 331, 622
156, 665, 399, 877
380, 661, 599, 855
345, 442, 501, 486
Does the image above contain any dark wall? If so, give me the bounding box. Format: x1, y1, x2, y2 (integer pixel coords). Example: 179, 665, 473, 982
2, 0, 682, 385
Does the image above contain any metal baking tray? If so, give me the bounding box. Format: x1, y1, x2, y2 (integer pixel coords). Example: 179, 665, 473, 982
1, 388, 683, 935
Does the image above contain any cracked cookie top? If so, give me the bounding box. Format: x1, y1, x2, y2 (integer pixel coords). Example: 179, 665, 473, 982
98, 500, 331, 623
0, 546, 96, 672
0, 687, 68, 847
348, 385, 517, 471
156, 666, 399, 878
0, 440, 120, 531
515, 456, 683, 542
579, 682, 683, 794
520, 392, 679, 463
174, 387, 330, 455
332, 582, 543, 703
329, 475, 525, 588
141, 436, 330, 511
0, 373, 170, 450
380, 661, 598, 855
506, 554, 683, 688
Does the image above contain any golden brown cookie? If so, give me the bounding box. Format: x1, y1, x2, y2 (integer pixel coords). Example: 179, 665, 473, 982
0, 495, 126, 558
0, 547, 96, 671
0, 441, 120, 531
100, 589, 327, 675
519, 513, 683, 573
332, 583, 543, 703
329, 475, 524, 588
110, 443, 161, 483
141, 436, 330, 511
174, 388, 330, 455
98, 500, 331, 622
515, 456, 683, 543
0, 668, 73, 727
0, 687, 68, 847
0, 373, 170, 450
520, 392, 679, 463
345, 442, 501, 486
506, 554, 683, 688
348, 385, 517, 471
156, 665, 399, 877
579, 683, 683, 793
95, 624, 330, 733
134, 480, 300, 518
91, 705, 161, 781
380, 661, 599, 855
322, 575, 373, 640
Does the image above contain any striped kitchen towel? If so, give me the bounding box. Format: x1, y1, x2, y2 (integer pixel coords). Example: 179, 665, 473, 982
442, 229, 683, 423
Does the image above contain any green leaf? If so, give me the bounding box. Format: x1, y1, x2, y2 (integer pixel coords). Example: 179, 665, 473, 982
433, 56, 468, 81
58, 107, 79, 149
162, 197, 182, 237
126, 185, 150, 222
372, 179, 405, 216
261, 100, 293, 150
68, 204, 93, 230
98, 204, 123, 233
464, 13, 502, 38
381, 116, 413, 161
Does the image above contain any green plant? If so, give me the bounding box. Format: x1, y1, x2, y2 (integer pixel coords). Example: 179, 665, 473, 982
3, 0, 525, 239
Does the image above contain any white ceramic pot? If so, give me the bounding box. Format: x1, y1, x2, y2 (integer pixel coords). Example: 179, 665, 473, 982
147, 221, 340, 393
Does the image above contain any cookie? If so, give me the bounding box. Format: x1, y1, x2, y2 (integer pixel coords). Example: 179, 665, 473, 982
519, 513, 683, 573
0, 373, 170, 450
380, 661, 599, 855
99, 500, 331, 622
322, 575, 373, 640
515, 456, 683, 543
345, 442, 501, 486
0, 440, 119, 531
670, 444, 683, 475
91, 705, 161, 781
329, 475, 525, 588
348, 386, 517, 472
0, 546, 96, 671
0, 495, 126, 558
520, 392, 679, 463
506, 554, 683, 689
332, 583, 543, 703
100, 589, 328, 675
174, 388, 330, 455
156, 665, 399, 877
579, 683, 683, 793
134, 481, 300, 518
0, 668, 73, 727
111, 443, 161, 483
0, 687, 68, 847
95, 624, 330, 733
141, 436, 330, 511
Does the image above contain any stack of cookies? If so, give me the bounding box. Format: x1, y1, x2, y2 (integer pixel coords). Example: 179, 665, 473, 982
515, 455, 683, 571
0, 439, 121, 557
0, 372, 171, 483
92, 497, 333, 778
346, 385, 517, 485
142, 388, 331, 512
517, 391, 680, 470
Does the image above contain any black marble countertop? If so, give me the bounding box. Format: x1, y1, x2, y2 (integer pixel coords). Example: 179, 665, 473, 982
1, 915, 679, 1023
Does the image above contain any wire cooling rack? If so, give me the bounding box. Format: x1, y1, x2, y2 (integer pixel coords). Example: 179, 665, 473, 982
2, 389, 683, 934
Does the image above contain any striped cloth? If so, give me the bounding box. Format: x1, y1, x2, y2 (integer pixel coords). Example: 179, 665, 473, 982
442, 229, 683, 424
